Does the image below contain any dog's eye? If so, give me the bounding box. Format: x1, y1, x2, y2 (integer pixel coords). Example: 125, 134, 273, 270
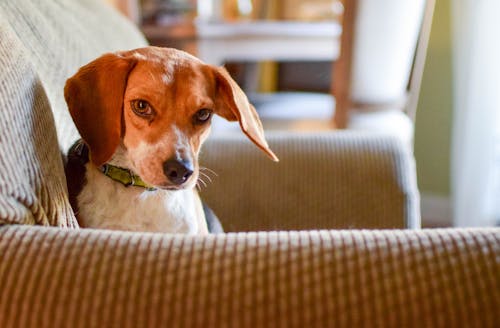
131, 99, 153, 117
194, 108, 213, 124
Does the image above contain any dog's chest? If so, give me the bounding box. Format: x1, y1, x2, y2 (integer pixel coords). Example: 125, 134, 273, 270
77, 165, 199, 233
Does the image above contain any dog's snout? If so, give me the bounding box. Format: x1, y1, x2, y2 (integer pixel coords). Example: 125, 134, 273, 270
163, 158, 194, 185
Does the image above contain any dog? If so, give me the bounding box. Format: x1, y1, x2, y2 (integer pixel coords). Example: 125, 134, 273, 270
64, 46, 278, 234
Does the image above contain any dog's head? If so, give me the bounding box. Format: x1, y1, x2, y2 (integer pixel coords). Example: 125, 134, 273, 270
64, 46, 278, 190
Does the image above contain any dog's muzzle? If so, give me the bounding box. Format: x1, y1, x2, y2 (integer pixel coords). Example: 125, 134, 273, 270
163, 158, 194, 185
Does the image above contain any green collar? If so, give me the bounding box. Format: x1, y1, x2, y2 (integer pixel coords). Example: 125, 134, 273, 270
100, 164, 156, 191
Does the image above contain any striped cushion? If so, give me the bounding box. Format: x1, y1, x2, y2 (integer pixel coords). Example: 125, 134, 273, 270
201, 132, 420, 231
0, 18, 76, 227
0, 226, 498, 327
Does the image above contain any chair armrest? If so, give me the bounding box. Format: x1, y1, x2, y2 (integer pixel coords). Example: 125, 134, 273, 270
0, 226, 498, 327
200, 131, 420, 231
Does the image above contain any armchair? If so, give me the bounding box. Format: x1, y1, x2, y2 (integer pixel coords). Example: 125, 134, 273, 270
0, 1, 497, 327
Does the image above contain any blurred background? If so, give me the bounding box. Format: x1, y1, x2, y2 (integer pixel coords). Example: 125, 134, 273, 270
106, 0, 500, 228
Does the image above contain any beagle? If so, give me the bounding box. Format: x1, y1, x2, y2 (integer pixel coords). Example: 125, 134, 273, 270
64, 46, 278, 234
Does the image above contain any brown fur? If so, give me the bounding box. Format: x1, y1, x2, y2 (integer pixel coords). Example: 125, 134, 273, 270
63, 46, 278, 233
65, 47, 277, 174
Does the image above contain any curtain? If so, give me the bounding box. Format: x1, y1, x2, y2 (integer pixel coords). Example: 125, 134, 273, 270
451, 0, 500, 226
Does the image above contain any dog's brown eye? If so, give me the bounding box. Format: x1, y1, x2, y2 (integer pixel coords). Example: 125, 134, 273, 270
194, 108, 213, 124
131, 99, 153, 117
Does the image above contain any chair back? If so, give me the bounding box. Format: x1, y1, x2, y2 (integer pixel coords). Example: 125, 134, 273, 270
333, 0, 435, 128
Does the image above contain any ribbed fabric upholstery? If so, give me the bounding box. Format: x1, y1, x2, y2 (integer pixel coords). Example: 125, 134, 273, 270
0, 18, 76, 227
201, 133, 420, 231
2, 2, 496, 326
0, 0, 147, 152
0, 225, 498, 328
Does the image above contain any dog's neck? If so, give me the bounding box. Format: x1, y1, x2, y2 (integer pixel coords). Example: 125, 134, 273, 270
96, 143, 155, 190
107, 143, 134, 171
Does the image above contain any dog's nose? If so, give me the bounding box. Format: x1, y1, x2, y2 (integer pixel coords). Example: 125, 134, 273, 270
163, 158, 194, 185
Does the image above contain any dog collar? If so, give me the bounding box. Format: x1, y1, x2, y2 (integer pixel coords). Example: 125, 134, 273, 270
100, 164, 156, 191
69, 139, 156, 191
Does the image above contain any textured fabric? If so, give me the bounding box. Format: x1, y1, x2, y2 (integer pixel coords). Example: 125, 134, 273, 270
0, 18, 76, 227
0, 225, 498, 328
0, 3, 496, 328
200, 132, 420, 231
0, 0, 148, 152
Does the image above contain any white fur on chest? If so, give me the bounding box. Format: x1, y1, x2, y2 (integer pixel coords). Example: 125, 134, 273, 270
77, 164, 200, 234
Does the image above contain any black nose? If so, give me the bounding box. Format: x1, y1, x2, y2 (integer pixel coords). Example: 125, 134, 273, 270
163, 158, 194, 185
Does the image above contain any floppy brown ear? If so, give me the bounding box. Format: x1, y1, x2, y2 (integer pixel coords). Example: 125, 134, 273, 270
64, 53, 137, 166
213, 67, 279, 162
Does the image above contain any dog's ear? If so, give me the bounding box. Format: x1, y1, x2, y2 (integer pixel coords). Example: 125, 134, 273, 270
213, 66, 279, 162
64, 53, 137, 166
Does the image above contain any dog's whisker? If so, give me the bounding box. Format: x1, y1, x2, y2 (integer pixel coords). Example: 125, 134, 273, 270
199, 178, 208, 188
197, 176, 208, 189
199, 171, 213, 183
200, 166, 218, 177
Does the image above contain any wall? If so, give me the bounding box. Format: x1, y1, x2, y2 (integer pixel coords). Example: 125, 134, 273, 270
414, 0, 453, 224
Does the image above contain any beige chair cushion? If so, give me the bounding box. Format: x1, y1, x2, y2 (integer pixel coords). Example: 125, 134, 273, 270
0, 19, 76, 227
0, 225, 497, 327
200, 132, 420, 231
